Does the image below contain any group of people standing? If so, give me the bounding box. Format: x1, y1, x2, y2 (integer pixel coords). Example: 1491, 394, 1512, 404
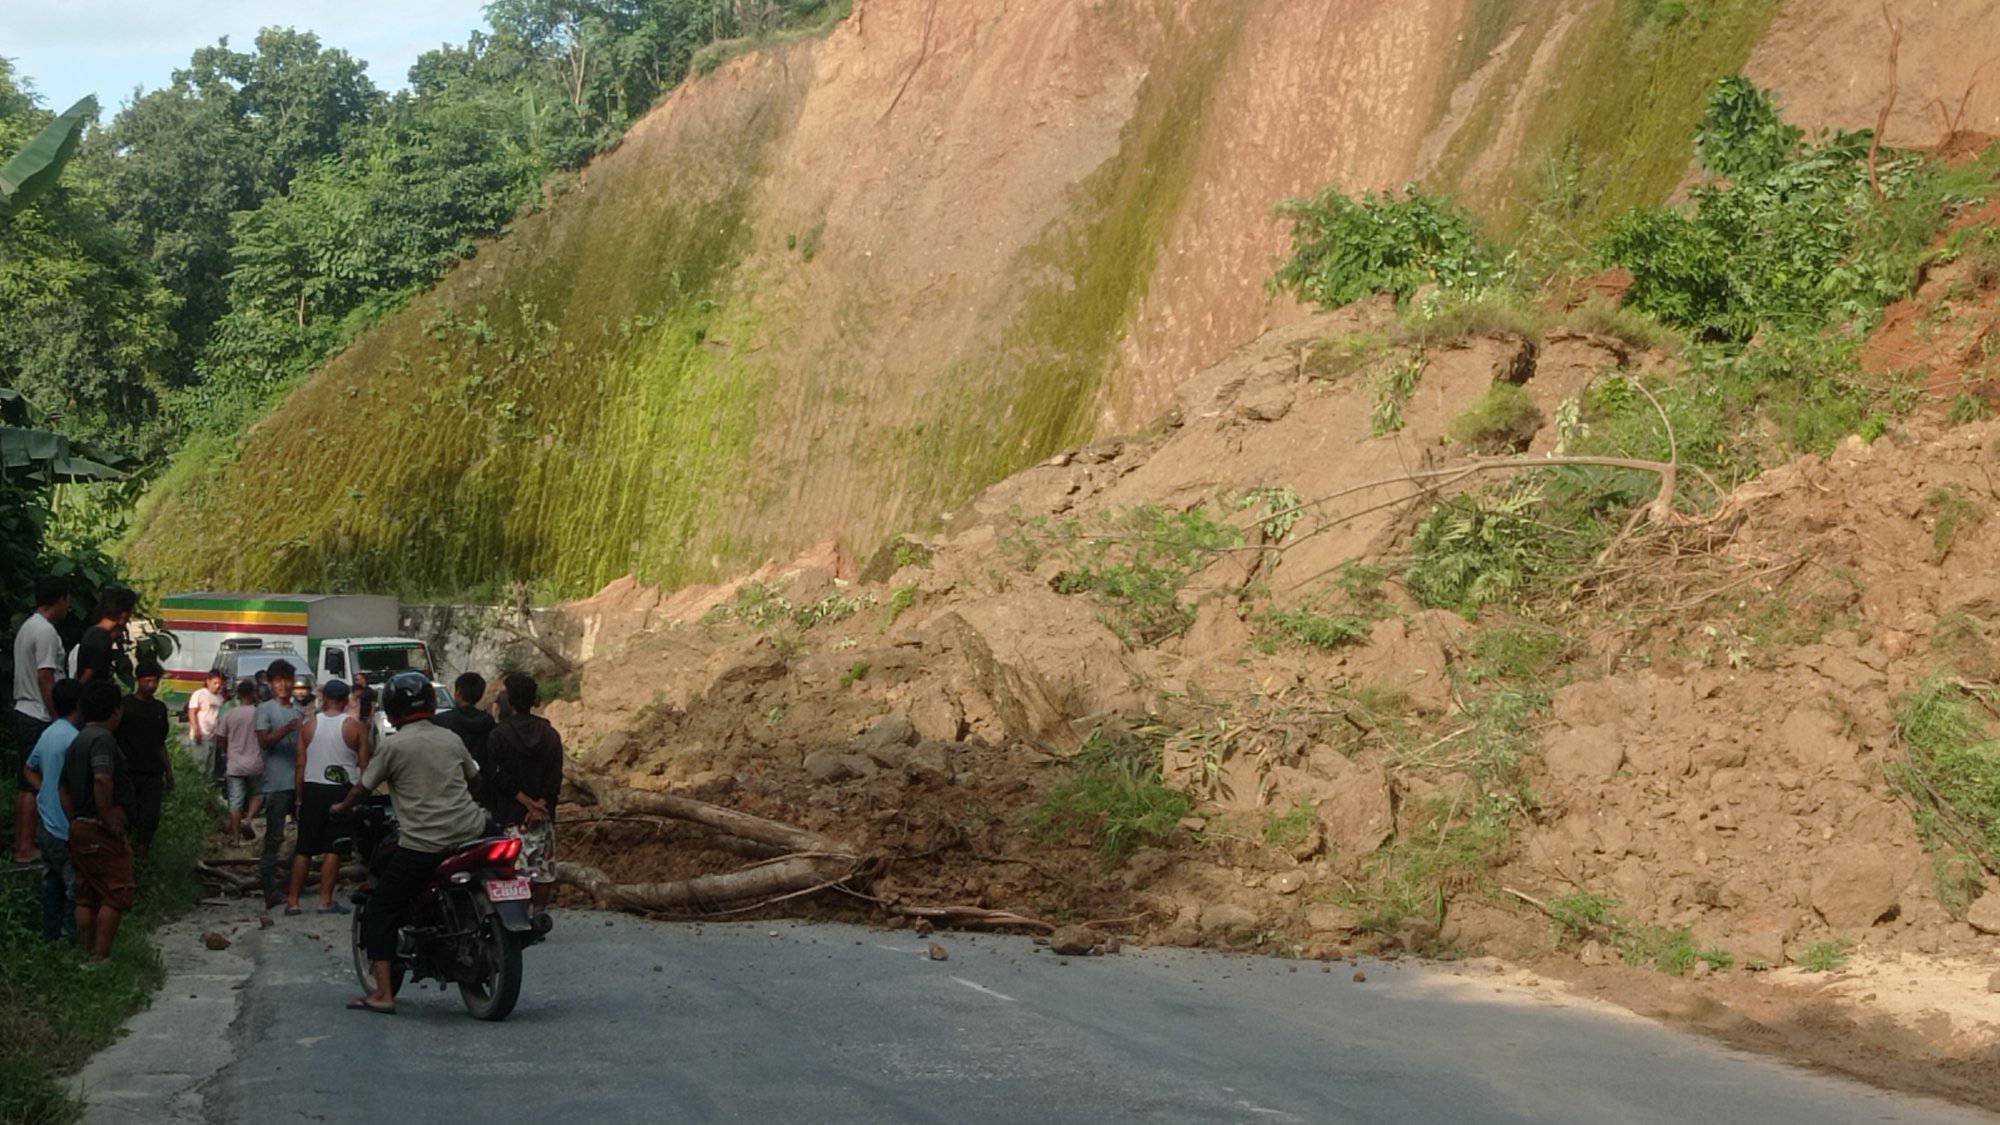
183, 661, 566, 918
8, 574, 568, 966
9, 579, 167, 960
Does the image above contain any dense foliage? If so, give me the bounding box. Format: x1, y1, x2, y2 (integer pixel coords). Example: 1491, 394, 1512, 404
1604, 77, 1963, 340
1272, 187, 1500, 307
1, 1, 849, 470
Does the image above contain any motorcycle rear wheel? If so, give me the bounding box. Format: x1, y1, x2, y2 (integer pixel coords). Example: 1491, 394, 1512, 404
350, 906, 405, 997
458, 919, 523, 1021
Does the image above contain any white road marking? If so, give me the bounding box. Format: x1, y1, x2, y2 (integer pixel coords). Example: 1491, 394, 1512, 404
296, 1036, 327, 1048
1233, 1100, 1301, 1121
873, 943, 928, 955
950, 977, 1018, 1003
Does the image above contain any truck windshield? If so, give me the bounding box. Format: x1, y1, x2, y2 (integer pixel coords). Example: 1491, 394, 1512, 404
354, 644, 433, 680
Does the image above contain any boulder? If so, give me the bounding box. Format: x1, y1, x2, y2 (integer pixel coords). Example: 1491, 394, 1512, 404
1048, 924, 1097, 956
902, 741, 952, 784
907, 685, 967, 742
1543, 726, 1625, 782
1199, 903, 1260, 935
1810, 846, 1902, 929
1317, 765, 1395, 857
1235, 381, 1296, 423
1305, 905, 1361, 935
1719, 913, 1798, 967
1966, 891, 2000, 936
855, 713, 917, 752
803, 750, 853, 785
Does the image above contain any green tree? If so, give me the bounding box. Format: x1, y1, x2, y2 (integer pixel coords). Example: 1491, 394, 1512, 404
0, 63, 174, 457
92, 28, 381, 371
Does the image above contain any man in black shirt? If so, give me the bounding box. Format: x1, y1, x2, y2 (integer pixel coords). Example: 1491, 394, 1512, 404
62, 681, 133, 960
484, 673, 564, 914
431, 672, 496, 768
118, 660, 173, 857
74, 587, 135, 686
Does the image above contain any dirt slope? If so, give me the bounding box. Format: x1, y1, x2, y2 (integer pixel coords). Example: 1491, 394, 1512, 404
531, 269, 2000, 1104
138, 0, 2000, 598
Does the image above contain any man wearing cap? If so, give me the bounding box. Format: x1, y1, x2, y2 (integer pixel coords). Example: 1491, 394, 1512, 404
286, 679, 365, 915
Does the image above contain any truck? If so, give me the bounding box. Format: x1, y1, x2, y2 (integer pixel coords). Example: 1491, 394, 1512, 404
159, 592, 442, 710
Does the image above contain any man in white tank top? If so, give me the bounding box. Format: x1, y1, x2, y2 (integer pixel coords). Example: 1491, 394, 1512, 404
286, 680, 366, 915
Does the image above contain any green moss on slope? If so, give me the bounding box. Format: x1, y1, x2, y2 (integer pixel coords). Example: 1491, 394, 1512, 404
1432, 0, 1780, 234
901, 11, 1240, 522
126, 63, 803, 599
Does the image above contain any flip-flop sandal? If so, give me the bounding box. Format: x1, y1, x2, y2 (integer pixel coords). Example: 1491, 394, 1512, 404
346, 998, 396, 1016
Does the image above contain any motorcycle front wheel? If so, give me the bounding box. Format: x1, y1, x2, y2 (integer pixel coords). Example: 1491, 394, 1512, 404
350, 905, 405, 997
458, 918, 523, 1021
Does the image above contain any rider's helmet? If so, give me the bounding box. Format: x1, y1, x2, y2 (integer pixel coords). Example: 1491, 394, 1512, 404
380, 671, 437, 729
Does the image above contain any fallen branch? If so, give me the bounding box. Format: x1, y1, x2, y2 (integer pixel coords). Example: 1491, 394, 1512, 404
886, 903, 1056, 932
1868, 1, 1903, 203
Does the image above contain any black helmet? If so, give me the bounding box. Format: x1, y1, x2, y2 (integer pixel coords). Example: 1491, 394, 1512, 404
381, 671, 436, 728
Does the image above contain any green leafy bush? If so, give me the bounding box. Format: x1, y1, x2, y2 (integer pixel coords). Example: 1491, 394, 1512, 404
1447, 382, 1545, 453
1695, 75, 1805, 182
1265, 607, 1371, 652
1405, 490, 1587, 616
1370, 352, 1426, 435
1604, 77, 1990, 342
1030, 730, 1192, 858
1054, 506, 1241, 645
1274, 187, 1500, 308
1895, 676, 2000, 884
1796, 939, 1851, 973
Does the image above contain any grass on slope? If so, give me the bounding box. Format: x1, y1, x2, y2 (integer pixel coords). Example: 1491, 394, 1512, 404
1431, 0, 1780, 236
125, 65, 800, 601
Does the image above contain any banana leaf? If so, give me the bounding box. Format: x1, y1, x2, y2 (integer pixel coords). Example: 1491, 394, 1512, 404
0, 95, 98, 213
0, 425, 125, 482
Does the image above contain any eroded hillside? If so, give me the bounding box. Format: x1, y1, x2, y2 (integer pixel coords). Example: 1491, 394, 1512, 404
125, 0, 1950, 598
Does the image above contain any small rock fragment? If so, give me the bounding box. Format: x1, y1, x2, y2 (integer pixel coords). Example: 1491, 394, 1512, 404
914, 918, 934, 937
202, 932, 232, 951
258, 915, 273, 929
1352, 970, 1367, 983
1268, 870, 1307, 895
927, 942, 949, 962
1048, 924, 1096, 956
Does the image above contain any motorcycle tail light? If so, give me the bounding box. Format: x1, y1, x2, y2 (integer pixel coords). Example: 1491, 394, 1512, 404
481, 838, 522, 864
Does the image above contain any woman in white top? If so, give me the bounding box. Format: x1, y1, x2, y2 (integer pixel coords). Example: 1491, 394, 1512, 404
286, 679, 367, 915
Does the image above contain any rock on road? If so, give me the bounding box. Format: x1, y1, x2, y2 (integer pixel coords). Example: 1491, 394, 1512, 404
78, 908, 1988, 1125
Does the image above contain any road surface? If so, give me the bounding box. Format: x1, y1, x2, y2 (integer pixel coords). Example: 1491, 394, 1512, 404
77, 907, 1991, 1124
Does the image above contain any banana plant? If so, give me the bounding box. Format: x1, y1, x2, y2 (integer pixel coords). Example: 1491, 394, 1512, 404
0, 388, 126, 483
0, 94, 97, 214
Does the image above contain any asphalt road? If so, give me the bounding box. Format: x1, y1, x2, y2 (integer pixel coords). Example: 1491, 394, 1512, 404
78, 908, 1991, 1125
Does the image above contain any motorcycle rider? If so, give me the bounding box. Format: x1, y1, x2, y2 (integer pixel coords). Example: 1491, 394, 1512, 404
330, 671, 488, 1015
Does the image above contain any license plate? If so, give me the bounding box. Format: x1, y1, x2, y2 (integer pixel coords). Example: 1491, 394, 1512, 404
485, 877, 531, 902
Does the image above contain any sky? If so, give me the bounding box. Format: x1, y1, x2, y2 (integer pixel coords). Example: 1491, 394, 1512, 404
0, 0, 494, 111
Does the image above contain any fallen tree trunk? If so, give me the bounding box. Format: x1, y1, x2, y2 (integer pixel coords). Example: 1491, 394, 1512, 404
556, 857, 847, 915
556, 772, 862, 914
567, 771, 849, 857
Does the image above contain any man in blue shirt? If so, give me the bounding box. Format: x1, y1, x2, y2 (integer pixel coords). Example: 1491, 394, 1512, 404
23, 678, 83, 941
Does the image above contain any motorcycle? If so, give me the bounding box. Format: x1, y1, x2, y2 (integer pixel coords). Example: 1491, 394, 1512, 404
332, 779, 551, 1021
